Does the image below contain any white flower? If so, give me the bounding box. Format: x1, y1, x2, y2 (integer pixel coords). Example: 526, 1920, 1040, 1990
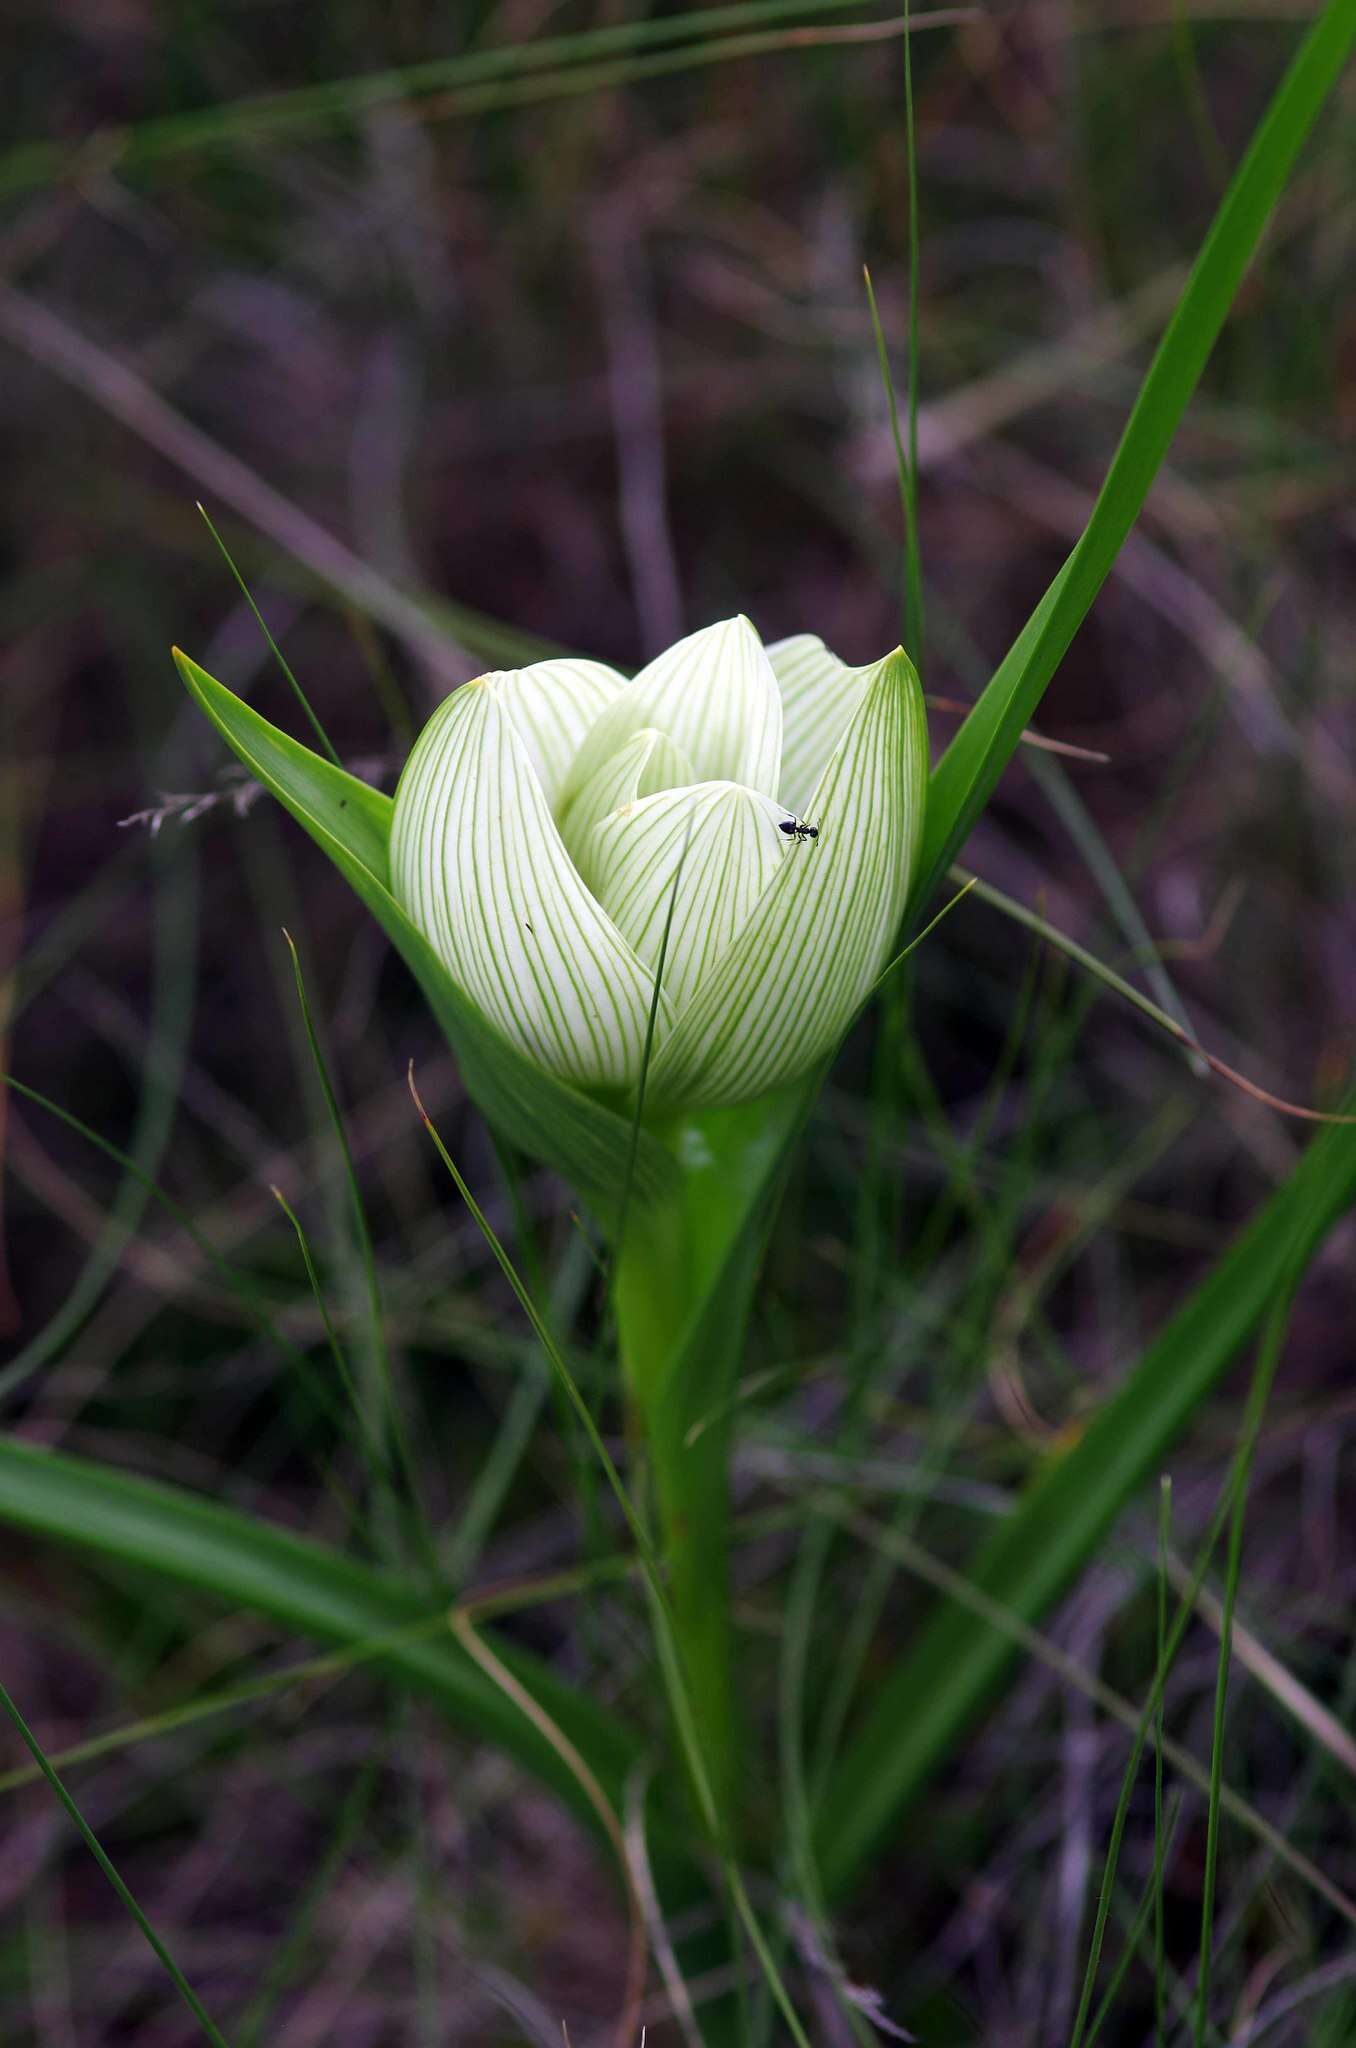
390, 617, 927, 1112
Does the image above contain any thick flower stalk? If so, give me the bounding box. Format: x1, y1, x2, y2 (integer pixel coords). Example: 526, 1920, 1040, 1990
389, 617, 928, 1117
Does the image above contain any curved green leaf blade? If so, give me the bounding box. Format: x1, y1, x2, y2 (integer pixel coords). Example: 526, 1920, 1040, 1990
913, 0, 1356, 914
816, 1100, 1356, 1897
173, 650, 676, 1215
0, 1436, 652, 1834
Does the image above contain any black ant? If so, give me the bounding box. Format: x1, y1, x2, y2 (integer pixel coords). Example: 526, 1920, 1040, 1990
778, 814, 819, 844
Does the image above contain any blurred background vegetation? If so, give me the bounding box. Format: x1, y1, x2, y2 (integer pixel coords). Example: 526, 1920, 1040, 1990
2, 2, 1354, 2042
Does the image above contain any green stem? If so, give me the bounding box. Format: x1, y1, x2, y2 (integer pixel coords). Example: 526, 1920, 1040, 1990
612, 1095, 805, 1841
614, 1197, 747, 1835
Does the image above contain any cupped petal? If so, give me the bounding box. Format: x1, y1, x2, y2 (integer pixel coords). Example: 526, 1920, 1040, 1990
480, 656, 628, 810
645, 647, 928, 1110
562, 617, 783, 807
390, 678, 669, 1090
767, 633, 877, 816
560, 726, 697, 878
586, 781, 790, 1014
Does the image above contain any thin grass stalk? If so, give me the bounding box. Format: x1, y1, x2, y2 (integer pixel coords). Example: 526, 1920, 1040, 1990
0, 1679, 232, 2048
236, 1755, 381, 2048
1195, 1316, 1271, 2043
901, 0, 925, 666
283, 932, 440, 1579
1156, 1476, 1172, 2045
1084, 1796, 1185, 2047
198, 506, 342, 767
0, 0, 965, 191
1066, 1290, 1295, 2048
1, 1073, 380, 1533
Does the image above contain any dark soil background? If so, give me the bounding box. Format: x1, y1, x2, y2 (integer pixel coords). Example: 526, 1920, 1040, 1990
2, 3, 1355, 2042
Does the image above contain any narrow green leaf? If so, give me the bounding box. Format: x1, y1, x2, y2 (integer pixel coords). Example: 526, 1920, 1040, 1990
0, 1436, 650, 1833
198, 502, 343, 768
913, 0, 1356, 912
173, 650, 676, 1215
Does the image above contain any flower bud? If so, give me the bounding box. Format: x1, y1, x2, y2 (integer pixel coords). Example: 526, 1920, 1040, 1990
390, 618, 927, 1111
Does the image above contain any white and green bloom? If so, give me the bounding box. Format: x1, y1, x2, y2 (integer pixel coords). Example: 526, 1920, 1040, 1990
390, 617, 927, 1113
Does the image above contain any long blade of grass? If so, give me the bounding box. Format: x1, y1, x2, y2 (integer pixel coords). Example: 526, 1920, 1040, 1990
1155, 1476, 1172, 2048
448, 1606, 648, 2048
0, 820, 197, 1399
819, 1501, 1356, 1931
0, 1, 966, 193
913, 0, 1356, 914
1195, 1312, 1273, 2043
1084, 1796, 1185, 2048
863, 267, 916, 658
1022, 746, 1200, 1060
236, 1754, 382, 2048
816, 1085, 1356, 1895
0, 1549, 654, 1801
955, 867, 1355, 1124
0, 1435, 658, 1842
901, 0, 924, 665
198, 505, 342, 768
0, 1677, 232, 2048
268, 1185, 408, 1517
1065, 1294, 1292, 2048
0, 1074, 369, 1455
281, 932, 438, 1578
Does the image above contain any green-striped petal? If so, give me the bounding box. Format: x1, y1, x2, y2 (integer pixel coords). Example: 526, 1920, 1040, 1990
645, 647, 928, 1109
561, 617, 783, 808
767, 633, 877, 817
560, 726, 696, 878
485, 656, 627, 810
390, 677, 667, 1090
586, 781, 789, 1013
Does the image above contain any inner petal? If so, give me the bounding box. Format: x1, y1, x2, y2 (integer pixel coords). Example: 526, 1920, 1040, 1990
561, 617, 783, 811
559, 726, 696, 880
585, 780, 789, 1014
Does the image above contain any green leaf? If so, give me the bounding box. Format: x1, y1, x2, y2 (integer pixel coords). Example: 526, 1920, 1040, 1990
0, 1436, 651, 1835
816, 1100, 1356, 1896
912, 0, 1356, 914
173, 650, 676, 1215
